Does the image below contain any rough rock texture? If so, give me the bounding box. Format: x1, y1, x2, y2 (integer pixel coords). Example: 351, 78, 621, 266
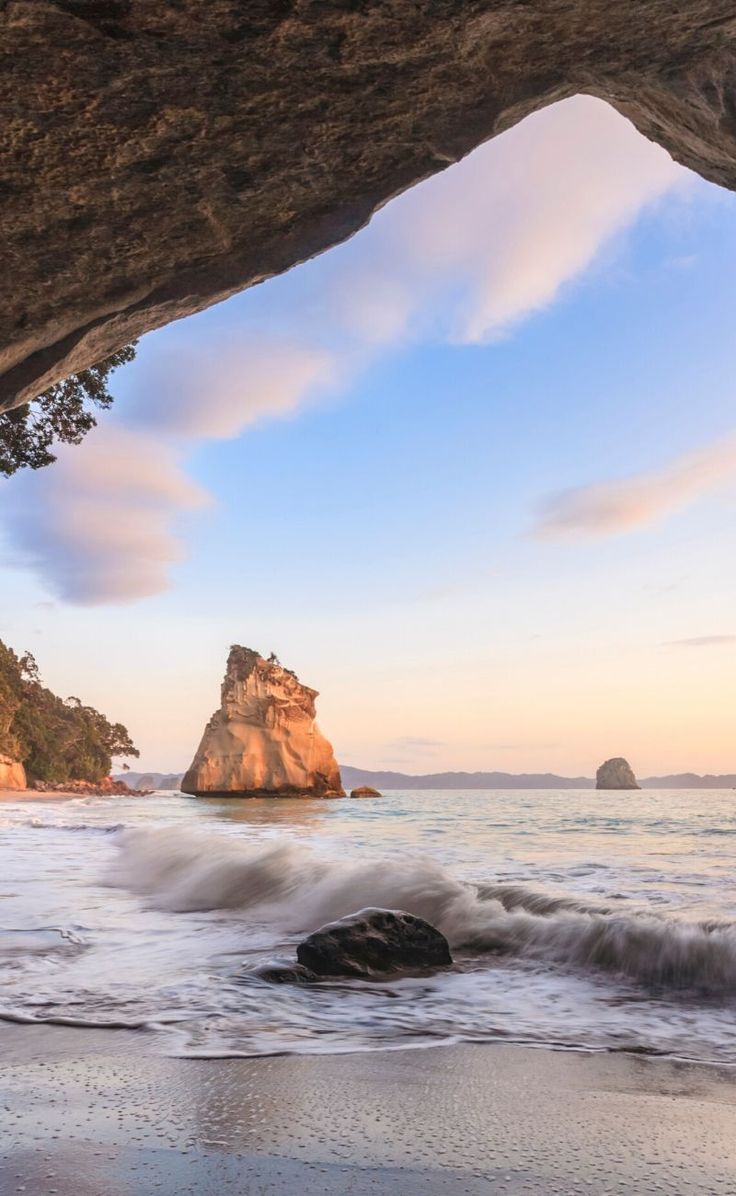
296, 908, 453, 978
350, 785, 382, 799
3, 1, 736, 410
596, 757, 641, 790
0, 753, 26, 791
181, 646, 344, 797
29, 776, 145, 796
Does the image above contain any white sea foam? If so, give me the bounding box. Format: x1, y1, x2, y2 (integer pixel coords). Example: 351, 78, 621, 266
110, 827, 736, 994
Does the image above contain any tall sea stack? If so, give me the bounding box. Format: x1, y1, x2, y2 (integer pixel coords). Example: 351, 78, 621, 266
595, 757, 640, 790
181, 646, 344, 798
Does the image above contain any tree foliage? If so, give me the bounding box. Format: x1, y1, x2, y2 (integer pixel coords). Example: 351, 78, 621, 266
0, 343, 137, 478
0, 640, 138, 783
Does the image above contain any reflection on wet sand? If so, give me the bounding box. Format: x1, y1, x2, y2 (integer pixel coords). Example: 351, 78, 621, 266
2, 1032, 736, 1195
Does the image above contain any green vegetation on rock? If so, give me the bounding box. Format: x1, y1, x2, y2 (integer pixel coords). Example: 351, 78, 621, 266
0, 344, 136, 478
0, 640, 138, 783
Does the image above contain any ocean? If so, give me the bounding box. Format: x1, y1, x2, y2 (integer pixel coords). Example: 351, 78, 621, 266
2, 787, 736, 1064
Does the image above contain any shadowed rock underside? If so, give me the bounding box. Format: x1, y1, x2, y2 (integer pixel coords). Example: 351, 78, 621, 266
2, 1, 736, 410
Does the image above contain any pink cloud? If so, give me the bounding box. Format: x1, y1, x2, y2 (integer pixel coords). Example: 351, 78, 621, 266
2, 425, 209, 603
535, 435, 736, 540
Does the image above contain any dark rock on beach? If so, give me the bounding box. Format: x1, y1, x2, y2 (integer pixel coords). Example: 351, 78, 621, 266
296, 908, 452, 979
29, 776, 147, 797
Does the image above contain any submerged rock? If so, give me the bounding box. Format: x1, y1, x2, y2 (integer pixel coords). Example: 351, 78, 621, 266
181, 646, 344, 798
296, 908, 452, 978
350, 785, 382, 798
0, 753, 26, 791
596, 757, 640, 790
252, 962, 317, 985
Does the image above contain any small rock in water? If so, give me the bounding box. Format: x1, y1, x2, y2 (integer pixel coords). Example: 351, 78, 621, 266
296, 908, 452, 978
595, 757, 640, 790
349, 786, 382, 798
252, 961, 317, 984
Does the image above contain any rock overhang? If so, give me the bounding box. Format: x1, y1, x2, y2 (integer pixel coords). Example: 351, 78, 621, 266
2, 1, 736, 411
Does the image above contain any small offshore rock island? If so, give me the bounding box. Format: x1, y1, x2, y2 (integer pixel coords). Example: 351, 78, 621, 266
596, 757, 641, 791
181, 645, 344, 798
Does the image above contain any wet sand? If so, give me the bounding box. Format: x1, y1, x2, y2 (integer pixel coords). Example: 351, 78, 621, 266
0, 789, 139, 802
0, 789, 82, 801
1, 1027, 736, 1194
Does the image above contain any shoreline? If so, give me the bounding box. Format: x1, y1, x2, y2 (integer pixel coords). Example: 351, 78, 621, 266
0, 787, 148, 802
2, 1031, 736, 1193
1, 788, 87, 801
0, 788, 105, 801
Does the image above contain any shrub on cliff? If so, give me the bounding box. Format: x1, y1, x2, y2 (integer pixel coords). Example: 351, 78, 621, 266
0, 641, 138, 783
0, 343, 136, 478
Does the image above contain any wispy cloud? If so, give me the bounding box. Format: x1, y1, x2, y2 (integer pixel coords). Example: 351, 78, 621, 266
534, 434, 736, 540
1, 96, 688, 603
391, 737, 444, 751
364, 95, 684, 344
665, 635, 736, 648
2, 426, 208, 603
125, 338, 338, 439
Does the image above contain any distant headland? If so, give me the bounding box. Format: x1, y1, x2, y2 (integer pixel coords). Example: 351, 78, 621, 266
114, 766, 736, 792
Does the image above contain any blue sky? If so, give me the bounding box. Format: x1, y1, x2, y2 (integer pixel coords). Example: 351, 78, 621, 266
2, 97, 736, 776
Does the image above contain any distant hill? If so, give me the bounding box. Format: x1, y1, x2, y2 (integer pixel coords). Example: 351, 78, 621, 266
342, 766, 736, 790
113, 771, 184, 791
115, 767, 736, 793
340, 766, 593, 790
642, 773, 736, 789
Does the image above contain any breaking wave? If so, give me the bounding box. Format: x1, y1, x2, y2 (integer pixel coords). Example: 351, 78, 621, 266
110, 828, 736, 996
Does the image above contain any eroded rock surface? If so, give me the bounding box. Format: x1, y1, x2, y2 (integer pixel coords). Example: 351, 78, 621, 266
296, 908, 453, 978
596, 757, 641, 790
0, 753, 26, 791
3, 1, 736, 409
350, 785, 382, 798
181, 645, 344, 797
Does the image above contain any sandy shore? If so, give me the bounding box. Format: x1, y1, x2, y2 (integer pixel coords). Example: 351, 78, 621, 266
0, 788, 140, 801
0, 789, 83, 801
1, 1028, 736, 1194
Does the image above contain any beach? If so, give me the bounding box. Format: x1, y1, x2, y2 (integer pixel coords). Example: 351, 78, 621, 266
4, 785, 736, 1193
0, 790, 95, 802
2, 1028, 736, 1194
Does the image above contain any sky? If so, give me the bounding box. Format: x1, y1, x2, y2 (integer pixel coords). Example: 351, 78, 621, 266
2, 95, 736, 777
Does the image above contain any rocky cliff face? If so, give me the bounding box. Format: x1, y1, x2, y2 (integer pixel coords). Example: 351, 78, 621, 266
0, 753, 26, 791
181, 647, 344, 797
3, 1, 736, 409
596, 757, 640, 790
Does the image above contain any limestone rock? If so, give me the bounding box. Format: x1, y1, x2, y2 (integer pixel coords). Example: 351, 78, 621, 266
596, 757, 640, 790
0, 753, 26, 791
3, 2, 736, 409
350, 785, 382, 798
181, 646, 344, 798
296, 908, 453, 978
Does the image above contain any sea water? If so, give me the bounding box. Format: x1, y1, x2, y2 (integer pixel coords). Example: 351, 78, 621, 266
1, 787, 736, 1063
